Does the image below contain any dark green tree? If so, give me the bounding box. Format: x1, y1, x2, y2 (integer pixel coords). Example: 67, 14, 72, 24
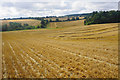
37, 25, 40, 28
76, 17, 79, 20
56, 18, 59, 22
41, 19, 46, 28
46, 20, 49, 24
2, 24, 8, 31
50, 19, 52, 22
72, 17, 75, 21
24, 23, 29, 26
67, 17, 70, 21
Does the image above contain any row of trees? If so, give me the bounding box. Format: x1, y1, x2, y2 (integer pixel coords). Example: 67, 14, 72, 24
84, 10, 120, 25
2, 16, 64, 20
2, 16, 79, 21
49, 16, 80, 22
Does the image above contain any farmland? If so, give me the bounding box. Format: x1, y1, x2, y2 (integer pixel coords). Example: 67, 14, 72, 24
2, 20, 118, 78
48, 20, 84, 28
2, 17, 84, 27
2, 19, 41, 26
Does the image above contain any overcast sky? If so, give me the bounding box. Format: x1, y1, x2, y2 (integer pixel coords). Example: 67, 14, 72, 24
0, 0, 119, 19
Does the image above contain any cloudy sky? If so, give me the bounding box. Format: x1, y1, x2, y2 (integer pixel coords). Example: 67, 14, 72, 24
0, 0, 119, 19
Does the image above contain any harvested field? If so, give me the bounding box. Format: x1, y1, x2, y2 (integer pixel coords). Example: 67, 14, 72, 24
48, 20, 84, 28
2, 21, 118, 78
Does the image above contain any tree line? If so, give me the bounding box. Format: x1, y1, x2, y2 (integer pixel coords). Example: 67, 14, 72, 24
84, 10, 120, 25
2, 16, 57, 20
65, 13, 90, 17
2, 16, 81, 22
49, 16, 81, 22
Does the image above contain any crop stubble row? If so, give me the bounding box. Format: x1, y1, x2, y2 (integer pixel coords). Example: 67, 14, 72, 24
2, 23, 118, 78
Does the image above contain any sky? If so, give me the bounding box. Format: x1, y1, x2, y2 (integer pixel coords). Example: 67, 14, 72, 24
0, 0, 119, 19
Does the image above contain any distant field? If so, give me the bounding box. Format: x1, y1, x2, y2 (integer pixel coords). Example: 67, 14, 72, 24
2, 19, 41, 26
2, 20, 118, 78
2, 17, 84, 28
2, 18, 85, 29
48, 20, 84, 28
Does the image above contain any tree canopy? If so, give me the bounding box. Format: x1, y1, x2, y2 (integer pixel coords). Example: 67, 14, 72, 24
84, 10, 120, 25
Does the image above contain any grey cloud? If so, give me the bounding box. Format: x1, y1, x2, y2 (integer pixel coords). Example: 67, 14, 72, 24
0, 1, 118, 19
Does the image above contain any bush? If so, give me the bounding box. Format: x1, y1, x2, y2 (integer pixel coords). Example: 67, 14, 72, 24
2, 22, 36, 31
72, 17, 76, 21
41, 19, 49, 28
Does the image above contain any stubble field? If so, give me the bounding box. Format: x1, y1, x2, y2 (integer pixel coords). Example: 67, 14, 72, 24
2, 20, 119, 78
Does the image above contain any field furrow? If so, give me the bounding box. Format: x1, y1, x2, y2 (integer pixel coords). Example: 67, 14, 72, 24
2, 23, 118, 78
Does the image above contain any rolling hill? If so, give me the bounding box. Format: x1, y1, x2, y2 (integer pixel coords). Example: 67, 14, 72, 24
2, 19, 41, 26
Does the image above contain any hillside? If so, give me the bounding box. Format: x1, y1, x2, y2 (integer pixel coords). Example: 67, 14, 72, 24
48, 20, 84, 28
1, 17, 85, 31
2, 20, 118, 78
2, 19, 41, 26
